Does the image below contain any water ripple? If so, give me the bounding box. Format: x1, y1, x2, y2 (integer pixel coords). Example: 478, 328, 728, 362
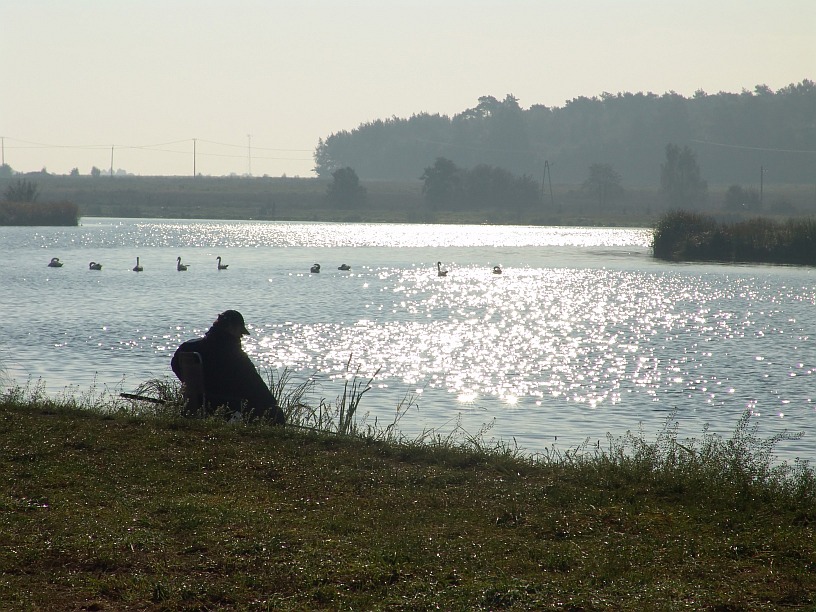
1, 219, 813, 462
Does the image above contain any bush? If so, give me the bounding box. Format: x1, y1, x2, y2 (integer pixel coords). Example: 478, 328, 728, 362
3, 178, 40, 203
723, 184, 761, 211
651, 210, 721, 261
0, 200, 79, 226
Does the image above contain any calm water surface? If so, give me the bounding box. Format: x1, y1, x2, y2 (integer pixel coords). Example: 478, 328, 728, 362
2, 218, 814, 463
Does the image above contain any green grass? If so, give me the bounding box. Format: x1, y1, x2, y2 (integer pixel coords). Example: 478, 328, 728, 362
1, 377, 815, 610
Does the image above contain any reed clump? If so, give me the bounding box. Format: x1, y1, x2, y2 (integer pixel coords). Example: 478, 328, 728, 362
653, 210, 816, 265
0, 200, 79, 226
1, 376, 815, 610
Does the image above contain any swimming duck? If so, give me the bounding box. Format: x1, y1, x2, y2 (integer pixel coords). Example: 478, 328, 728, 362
176, 256, 188, 271
492, 265, 502, 275
89, 261, 102, 270
338, 263, 351, 271
47, 257, 63, 268
217, 256, 229, 270
311, 263, 321, 273
437, 261, 448, 277
133, 257, 143, 272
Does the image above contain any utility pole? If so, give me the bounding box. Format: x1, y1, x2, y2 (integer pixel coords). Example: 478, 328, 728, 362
110, 145, 114, 177
247, 134, 252, 176
541, 160, 554, 208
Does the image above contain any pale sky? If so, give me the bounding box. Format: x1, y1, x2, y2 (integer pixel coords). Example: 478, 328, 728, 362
2, 0, 813, 177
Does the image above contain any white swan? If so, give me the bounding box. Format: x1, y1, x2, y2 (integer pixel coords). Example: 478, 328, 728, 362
338, 263, 351, 271
176, 256, 188, 271
437, 261, 448, 277
89, 261, 102, 271
47, 257, 63, 268
310, 263, 321, 273
492, 265, 502, 275
217, 256, 229, 270
133, 257, 143, 272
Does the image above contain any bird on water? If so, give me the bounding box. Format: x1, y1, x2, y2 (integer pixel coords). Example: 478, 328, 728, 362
437, 261, 448, 277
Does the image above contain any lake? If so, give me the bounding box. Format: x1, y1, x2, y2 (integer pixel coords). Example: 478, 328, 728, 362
2, 218, 814, 463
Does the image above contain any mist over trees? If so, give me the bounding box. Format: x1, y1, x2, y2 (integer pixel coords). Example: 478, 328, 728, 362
313, 81, 816, 185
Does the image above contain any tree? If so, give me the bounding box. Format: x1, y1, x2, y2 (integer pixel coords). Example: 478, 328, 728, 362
91, 166, 101, 178
0, 163, 12, 178
463, 164, 538, 212
660, 144, 707, 208
582, 163, 623, 208
3, 179, 39, 202
69, 167, 80, 177
326, 167, 366, 209
420, 157, 462, 209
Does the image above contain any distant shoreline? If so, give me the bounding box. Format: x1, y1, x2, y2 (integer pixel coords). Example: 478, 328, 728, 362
3, 174, 815, 228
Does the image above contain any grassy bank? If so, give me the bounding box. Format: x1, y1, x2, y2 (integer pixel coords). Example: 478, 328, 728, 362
653, 210, 816, 265
2, 380, 815, 610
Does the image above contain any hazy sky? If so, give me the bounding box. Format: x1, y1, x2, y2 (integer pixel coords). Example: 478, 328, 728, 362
2, 0, 813, 177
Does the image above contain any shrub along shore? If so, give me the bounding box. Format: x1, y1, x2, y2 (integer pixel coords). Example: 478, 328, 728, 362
653, 210, 816, 265
0, 200, 79, 226
2, 380, 815, 611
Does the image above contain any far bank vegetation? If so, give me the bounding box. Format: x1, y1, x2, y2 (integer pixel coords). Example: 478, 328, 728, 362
653, 210, 816, 265
0, 178, 78, 226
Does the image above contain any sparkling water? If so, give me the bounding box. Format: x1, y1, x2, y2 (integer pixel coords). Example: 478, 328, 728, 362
2, 218, 814, 462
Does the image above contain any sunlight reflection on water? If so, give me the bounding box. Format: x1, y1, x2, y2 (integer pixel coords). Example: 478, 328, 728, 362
2, 219, 814, 462
20, 220, 651, 249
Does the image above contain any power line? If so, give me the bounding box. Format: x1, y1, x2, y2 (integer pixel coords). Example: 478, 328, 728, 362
196, 137, 312, 152
690, 139, 816, 155
1, 136, 314, 154
0, 135, 314, 174
115, 144, 310, 161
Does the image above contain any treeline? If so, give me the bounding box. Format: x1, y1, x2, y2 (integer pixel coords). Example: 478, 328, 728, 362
420, 158, 539, 213
653, 210, 816, 265
314, 80, 816, 185
3, 173, 814, 229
